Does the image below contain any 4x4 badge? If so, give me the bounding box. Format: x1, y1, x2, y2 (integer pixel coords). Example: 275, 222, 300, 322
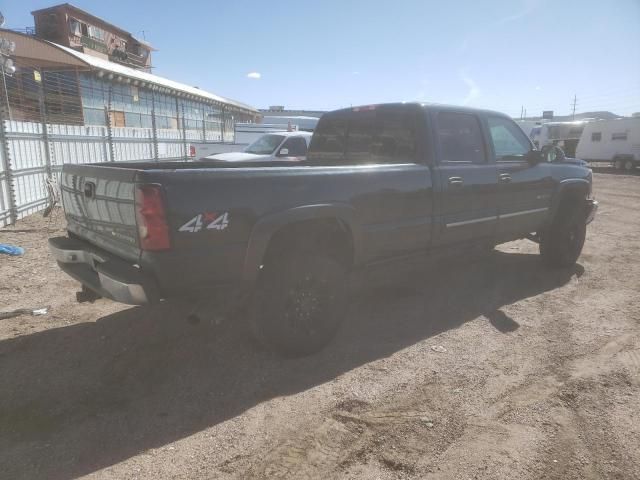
179, 212, 230, 233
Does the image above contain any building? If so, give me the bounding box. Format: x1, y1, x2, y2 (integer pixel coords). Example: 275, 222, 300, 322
31, 3, 154, 71
0, 9, 258, 133
259, 106, 327, 119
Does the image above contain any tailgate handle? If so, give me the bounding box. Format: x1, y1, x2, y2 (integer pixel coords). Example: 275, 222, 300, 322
84, 181, 96, 199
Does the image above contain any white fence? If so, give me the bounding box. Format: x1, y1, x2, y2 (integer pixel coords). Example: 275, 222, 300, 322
0, 119, 230, 226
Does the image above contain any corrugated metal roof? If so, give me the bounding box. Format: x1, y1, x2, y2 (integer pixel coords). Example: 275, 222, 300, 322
52, 42, 258, 113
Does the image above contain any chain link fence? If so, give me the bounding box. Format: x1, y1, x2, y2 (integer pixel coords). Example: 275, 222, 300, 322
0, 58, 243, 226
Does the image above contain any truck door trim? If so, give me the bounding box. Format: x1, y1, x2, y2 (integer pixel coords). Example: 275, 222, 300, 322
499, 207, 548, 219
446, 215, 497, 228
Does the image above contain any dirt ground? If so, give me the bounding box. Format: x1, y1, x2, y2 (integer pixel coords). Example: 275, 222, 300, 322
1, 170, 639, 480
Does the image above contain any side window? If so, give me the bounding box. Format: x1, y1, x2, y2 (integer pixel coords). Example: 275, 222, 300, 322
487, 116, 531, 161
612, 133, 627, 141
308, 115, 347, 162
281, 137, 307, 156
345, 108, 417, 164
591, 132, 602, 142
436, 112, 486, 163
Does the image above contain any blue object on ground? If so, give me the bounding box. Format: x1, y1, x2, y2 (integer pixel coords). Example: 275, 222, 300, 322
0, 244, 24, 256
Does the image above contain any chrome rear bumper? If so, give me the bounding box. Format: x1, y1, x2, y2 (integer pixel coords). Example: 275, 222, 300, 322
49, 237, 158, 305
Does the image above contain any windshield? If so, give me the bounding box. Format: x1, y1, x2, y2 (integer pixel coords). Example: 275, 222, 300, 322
244, 134, 285, 155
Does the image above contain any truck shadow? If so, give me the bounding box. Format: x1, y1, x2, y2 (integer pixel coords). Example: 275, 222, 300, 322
0, 250, 581, 479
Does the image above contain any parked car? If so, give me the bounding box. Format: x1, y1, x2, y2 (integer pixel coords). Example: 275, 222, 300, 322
191, 122, 299, 159
49, 103, 597, 356
575, 117, 640, 171
203, 131, 312, 163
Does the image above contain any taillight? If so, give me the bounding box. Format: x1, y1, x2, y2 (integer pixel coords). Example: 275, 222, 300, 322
135, 184, 170, 251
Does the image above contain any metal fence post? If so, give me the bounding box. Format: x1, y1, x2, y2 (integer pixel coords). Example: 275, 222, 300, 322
220, 105, 226, 142
151, 90, 159, 161
180, 102, 187, 161
0, 108, 17, 225
104, 85, 115, 162
37, 78, 53, 179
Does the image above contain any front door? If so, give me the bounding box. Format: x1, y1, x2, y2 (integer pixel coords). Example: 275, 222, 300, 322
485, 115, 552, 241
432, 110, 499, 246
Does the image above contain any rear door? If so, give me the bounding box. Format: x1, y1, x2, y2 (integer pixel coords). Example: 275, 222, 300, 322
61, 164, 141, 262
432, 110, 498, 246
484, 115, 552, 240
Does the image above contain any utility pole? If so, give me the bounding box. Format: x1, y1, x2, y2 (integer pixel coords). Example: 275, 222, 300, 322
520, 105, 524, 119
571, 94, 578, 120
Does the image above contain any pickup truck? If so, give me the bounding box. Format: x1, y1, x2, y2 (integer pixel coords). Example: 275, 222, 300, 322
49, 103, 598, 356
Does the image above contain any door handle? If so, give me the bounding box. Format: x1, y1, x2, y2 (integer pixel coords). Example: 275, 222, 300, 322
448, 176, 464, 186
499, 173, 512, 183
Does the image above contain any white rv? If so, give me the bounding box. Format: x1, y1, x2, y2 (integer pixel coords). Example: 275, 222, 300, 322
531, 120, 591, 157
575, 118, 640, 171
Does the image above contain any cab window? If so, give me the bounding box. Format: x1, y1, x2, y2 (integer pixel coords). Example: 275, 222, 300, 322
345, 108, 417, 164
280, 137, 308, 156
487, 116, 531, 161
436, 112, 486, 163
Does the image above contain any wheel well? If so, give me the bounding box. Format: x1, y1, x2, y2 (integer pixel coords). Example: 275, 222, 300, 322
262, 218, 354, 269
554, 185, 588, 219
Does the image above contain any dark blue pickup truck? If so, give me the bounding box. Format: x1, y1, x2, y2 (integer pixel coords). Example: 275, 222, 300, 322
49, 103, 597, 355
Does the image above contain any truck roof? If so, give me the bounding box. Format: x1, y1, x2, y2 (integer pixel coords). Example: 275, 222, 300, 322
323, 102, 512, 119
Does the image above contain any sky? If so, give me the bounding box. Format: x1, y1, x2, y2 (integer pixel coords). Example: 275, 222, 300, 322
2, 0, 640, 117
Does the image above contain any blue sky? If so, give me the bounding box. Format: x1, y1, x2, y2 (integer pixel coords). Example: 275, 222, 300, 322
2, 0, 640, 116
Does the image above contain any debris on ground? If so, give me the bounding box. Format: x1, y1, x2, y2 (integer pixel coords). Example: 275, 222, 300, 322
0, 307, 49, 320
431, 345, 447, 353
0, 243, 24, 256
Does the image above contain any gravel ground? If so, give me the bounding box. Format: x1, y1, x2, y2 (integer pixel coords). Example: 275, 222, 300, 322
1, 171, 639, 480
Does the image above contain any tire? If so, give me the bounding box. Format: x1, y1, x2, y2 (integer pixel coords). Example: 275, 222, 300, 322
251, 252, 348, 356
624, 159, 635, 171
539, 203, 587, 268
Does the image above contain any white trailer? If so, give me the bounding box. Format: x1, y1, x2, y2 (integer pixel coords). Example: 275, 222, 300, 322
575, 118, 640, 171
531, 120, 591, 157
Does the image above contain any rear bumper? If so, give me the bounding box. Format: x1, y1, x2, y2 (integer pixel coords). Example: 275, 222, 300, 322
585, 199, 598, 224
49, 236, 159, 305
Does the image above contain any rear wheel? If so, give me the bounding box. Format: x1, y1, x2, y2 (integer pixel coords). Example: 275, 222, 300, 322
540, 203, 586, 268
614, 158, 624, 170
251, 252, 348, 356
624, 159, 635, 171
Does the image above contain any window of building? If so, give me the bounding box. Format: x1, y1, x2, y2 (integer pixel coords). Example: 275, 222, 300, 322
109, 110, 125, 127
88, 25, 106, 42
591, 132, 602, 142
69, 18, 82, 36
436, 112, 486, 163
612, 132, 627, 141
487, 116, 531, 160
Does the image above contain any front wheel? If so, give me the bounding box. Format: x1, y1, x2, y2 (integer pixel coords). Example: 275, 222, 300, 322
251, 252, 348, 356
539, 205, 586, 268
624, 159, 635, 172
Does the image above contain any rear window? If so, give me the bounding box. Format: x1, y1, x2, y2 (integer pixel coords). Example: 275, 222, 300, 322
309, 107, 418, 164
308, 115, 347, 162
346, 108, 417, 164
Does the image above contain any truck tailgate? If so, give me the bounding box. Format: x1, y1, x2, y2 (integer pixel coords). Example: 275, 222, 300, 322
60, 164, 141, 262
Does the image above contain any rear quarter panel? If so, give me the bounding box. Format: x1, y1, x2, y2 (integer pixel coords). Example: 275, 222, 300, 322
139, 164, 434, 294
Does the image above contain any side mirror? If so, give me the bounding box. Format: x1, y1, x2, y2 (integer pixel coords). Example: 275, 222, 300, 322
541, 144, 565, 163
278, 148, 289, 156
526, 150, 544, 165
